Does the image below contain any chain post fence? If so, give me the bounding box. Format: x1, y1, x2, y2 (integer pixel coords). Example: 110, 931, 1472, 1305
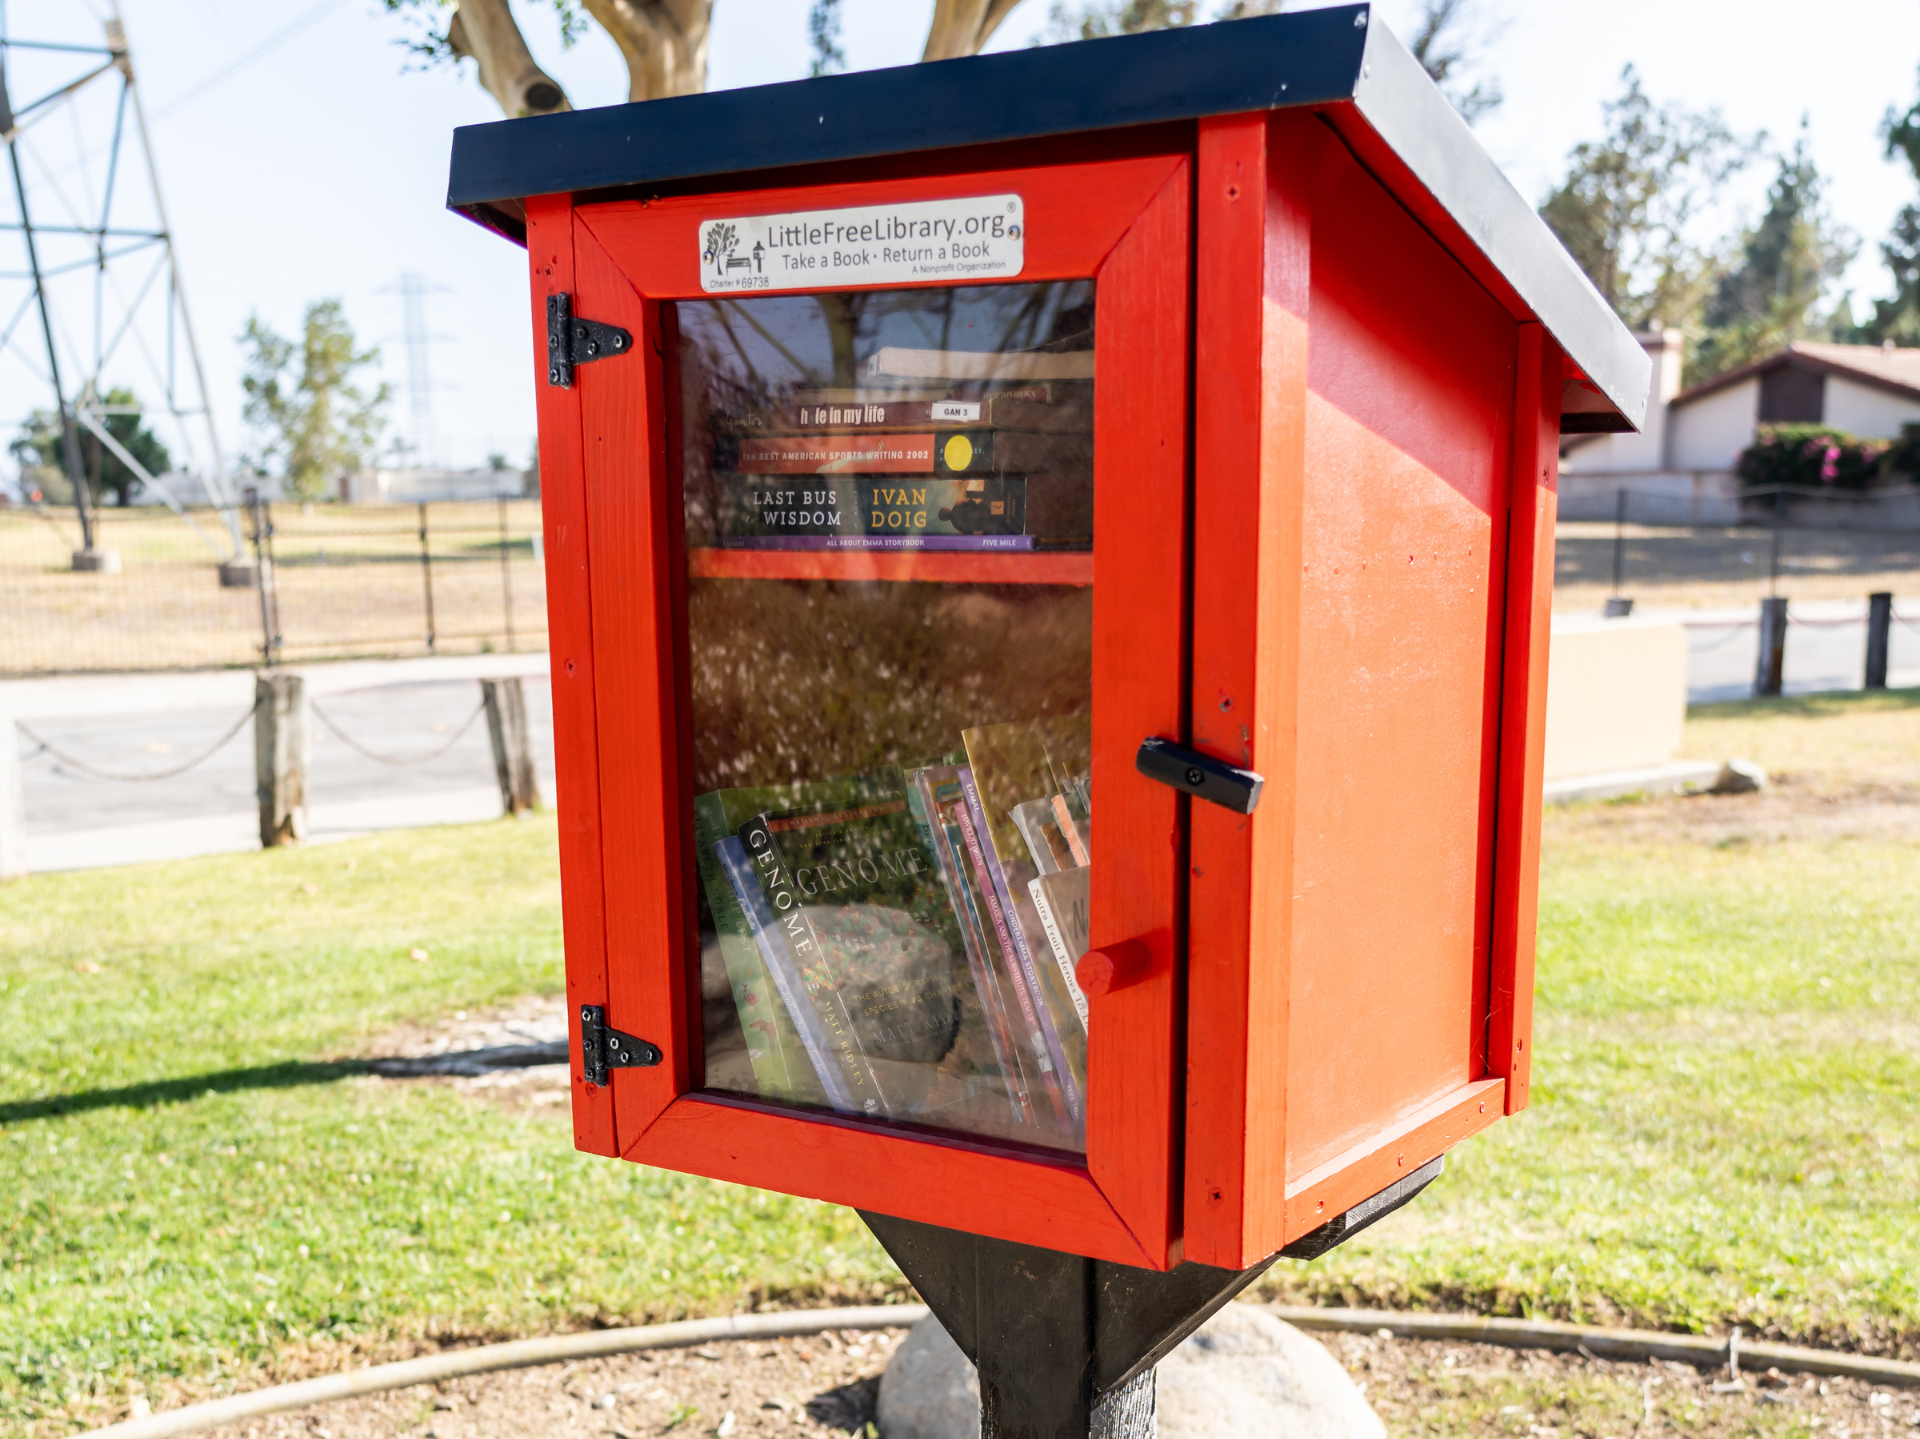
0, 499, 547, 677
1558, 483, 1920, 696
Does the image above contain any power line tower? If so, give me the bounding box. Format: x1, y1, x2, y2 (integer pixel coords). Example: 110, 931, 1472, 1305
379, 271, 453, 470
0, 3, 241, 570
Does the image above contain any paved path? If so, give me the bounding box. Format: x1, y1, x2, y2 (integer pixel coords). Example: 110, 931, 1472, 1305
5, 599, 1916, 875
1631, 598, 1920, 704
3, 654, 554, 873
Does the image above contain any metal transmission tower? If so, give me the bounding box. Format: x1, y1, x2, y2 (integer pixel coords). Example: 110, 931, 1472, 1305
379, 271, 453, 470
0, 5, 241, 570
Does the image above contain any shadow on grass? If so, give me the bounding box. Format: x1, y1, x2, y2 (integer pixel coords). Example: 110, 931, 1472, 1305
1689, 684, 1920, 720
0, 1059, 371, 1124
1, 1043, 573, 1124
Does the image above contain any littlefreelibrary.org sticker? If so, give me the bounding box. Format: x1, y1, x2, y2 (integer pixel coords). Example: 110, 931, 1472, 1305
698, 194, 1023, 293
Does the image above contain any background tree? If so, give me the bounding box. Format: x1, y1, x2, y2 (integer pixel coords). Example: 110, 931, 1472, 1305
382, 0, 1035, 111
8, 389, 170, 509
1540, 67, 1753, 338
1860, 68, 1920, 344
240, 301, 390, 505
1688, 132, 1857, 382
1042, 0, 1198, 37
807, 0, 844, 76
1402, 0, 1502, 123
1041, 1, 1496, 120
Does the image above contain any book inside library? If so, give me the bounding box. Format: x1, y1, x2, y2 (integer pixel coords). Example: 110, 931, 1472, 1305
676, 280, 1098, 1153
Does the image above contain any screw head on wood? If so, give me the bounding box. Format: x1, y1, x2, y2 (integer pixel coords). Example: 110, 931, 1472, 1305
1185, 767, 1204, 787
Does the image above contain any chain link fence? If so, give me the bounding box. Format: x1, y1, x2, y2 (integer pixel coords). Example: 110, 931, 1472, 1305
0, 499, 546, 676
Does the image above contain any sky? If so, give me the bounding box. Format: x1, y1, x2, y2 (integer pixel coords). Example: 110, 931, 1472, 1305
3, 0, 1918, 493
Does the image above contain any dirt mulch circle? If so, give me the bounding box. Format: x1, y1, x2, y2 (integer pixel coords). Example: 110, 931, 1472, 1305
155, 1321, 1920, 1439
1324, 1328, 1920, 1439
195, 1326, 906, 1439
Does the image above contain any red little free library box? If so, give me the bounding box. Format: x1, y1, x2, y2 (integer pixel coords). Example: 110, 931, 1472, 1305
448, 6, 1648, 1276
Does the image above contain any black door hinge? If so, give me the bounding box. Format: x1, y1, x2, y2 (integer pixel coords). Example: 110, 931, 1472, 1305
547, 293, 632, 388
1136, 737, 1264, 814
579, 1003, 662, 1087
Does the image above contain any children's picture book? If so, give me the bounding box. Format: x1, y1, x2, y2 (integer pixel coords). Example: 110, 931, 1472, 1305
961, 715, 1095, 1120
1029, 865, 1091, 1034
905, 768, 1037, 1129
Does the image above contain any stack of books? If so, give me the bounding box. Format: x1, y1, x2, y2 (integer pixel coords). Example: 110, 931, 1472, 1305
693, 713, 1094, 1150
696, 347, 1094, 555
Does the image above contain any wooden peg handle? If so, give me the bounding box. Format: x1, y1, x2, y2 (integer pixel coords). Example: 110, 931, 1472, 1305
1076, 939, 1152, 999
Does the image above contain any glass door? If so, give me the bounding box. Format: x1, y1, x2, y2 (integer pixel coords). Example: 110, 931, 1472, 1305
557, 152, 1192, 1265
675, 280, 1098, 1154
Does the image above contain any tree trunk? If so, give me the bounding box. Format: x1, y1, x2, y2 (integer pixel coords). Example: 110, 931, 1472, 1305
922, 0, 1029, 61
450, 0, 573, 116
581, 0, 713, 102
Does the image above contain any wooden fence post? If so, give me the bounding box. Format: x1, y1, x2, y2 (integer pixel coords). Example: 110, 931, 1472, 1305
1, 721, 26, 881
1754, 597, 1788, 698
255, 671, 308, 847
481, 677, 541, 816
1865, 592, 1892, 691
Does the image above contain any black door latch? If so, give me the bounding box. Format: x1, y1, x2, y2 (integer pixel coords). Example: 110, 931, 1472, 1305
579, 1003, 662, 1086
546, 293, 632, 388
1136, 737, 1264, 814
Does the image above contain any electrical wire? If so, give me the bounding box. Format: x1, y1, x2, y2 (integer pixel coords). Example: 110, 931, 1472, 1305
147, 0, 352, 125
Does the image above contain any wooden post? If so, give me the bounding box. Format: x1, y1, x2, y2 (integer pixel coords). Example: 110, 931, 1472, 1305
254, 671, 308, 847
1865, 591, 1892, 690
1, 720, 26, 882
1755, 597, 1788, 698
482, 677, 541, 816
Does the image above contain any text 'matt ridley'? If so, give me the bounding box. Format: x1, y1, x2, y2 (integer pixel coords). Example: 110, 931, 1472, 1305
699, 195, 1025, 294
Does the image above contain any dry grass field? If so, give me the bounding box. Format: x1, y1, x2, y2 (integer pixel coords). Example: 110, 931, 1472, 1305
0, 502, 546, 674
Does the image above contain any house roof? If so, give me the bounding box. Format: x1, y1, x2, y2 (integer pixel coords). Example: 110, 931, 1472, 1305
444, 5, 1649, 434
1671, 342, 1920, 409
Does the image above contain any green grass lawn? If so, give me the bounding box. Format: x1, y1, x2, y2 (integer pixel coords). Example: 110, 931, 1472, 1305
3, 691, 1916, 1432
0, 822, 890, 1435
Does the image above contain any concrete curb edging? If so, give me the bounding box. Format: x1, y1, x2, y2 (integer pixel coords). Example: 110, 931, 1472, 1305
76, 1305, 930, 1439
71, 1303, 1920, 1439
1273, 1307, 1920, 1388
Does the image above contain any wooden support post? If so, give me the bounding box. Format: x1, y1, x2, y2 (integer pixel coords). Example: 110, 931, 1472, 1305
482, 677, 541, 816
1755, 597, 1788, 698
860, 1211, 1277, 1439
1, 720, 26, 882
1865, 591, 1892, 690
254, 672, 308, 847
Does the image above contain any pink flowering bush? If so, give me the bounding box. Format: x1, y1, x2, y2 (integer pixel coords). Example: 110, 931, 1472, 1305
1736, 424, 1893, 492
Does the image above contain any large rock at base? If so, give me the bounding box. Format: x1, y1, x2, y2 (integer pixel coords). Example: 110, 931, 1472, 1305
875, 1307, 1382, 1439
876, 1317, 980, 1439
1156, 1305, 1385, 1439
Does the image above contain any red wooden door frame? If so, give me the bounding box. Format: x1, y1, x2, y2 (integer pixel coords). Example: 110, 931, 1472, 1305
538, 152, 1195, 1269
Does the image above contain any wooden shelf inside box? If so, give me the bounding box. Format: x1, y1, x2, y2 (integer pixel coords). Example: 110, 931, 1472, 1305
687, 547, 1094, 586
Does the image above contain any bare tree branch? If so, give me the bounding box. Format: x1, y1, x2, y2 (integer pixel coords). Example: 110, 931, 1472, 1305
448, 0, 573, 116
401, 0, 1024, 121
923, 0, 1030, 62
580, 0, 712, 101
